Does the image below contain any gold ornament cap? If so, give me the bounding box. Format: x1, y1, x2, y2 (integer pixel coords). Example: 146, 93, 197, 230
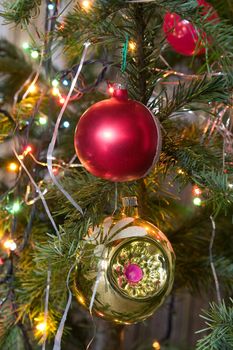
122, 196, 138, 207
122, 197, 138, 217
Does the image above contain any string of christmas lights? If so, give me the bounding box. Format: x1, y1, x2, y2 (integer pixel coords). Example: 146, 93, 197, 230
0, 1, 232, 348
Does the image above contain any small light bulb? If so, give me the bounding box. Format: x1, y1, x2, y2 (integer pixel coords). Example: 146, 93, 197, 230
52, 87, 60, 96
228, 183, 233, 189
31, 50, 39, 59
152, 341, 160, 350
129, 40, 136, 52
177, 169, 185, 175
59, 97, 65, 104
25, 145, 32, 154
22, 42, 30, 50
52, 79, 59, 87
108, 86, 114, 94
11, 202, 21, 213
36, 322, 47, 332
39, 116, 47, 125
62, 79, 69, 86
3, 239, 17, 251
8, 162, 18, 172
63, 121, 70, 128
52, 167, 59, 175
82, 0, 91, 10
193, 197, 202, 206
58, 22, 65, 30
77, 295, 85, 304
48, 3, 55, 10
193, 185, 202, 196
28, 84, 37, 94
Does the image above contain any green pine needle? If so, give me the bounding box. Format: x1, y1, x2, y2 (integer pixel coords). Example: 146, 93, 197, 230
196, 299, 233, 350
0, 0, 41, 25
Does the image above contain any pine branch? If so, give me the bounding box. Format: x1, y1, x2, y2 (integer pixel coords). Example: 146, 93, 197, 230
162, 136, 222, 176
0, 0, 41, 25
0, 324, 27, 350
210, 0, 233, 22
196, 299, 233, 350
151, 76, 229, 121
194, 16, 233, 72
58, 0, 128, 53
193, 171, 233, 216
129, 0, 198, 12
0, 39, 32, 102
49, 169, 136, 235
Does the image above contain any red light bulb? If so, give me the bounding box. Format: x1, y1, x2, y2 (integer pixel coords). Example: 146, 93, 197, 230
193, 185, 202, 196
25, 145, 32, 154
59, 97, 65, 105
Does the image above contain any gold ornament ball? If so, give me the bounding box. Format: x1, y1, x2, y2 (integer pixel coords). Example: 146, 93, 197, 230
74, 197, 175, 324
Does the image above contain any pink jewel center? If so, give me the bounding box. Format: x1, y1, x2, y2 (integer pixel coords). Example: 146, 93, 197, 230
124, 263, 143, 283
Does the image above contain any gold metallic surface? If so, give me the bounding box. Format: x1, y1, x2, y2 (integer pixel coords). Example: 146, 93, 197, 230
74, 210, 175, 324
110, 239, 168, 299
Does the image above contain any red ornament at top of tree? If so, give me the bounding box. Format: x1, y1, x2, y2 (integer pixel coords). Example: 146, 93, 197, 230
163, 0, 219, 56
74, 86, 161, 182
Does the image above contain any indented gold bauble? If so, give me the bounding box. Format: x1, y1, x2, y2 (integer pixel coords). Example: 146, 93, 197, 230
74, 197, 175, 324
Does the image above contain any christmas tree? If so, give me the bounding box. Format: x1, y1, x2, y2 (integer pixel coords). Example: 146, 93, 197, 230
0, 0, 233, 349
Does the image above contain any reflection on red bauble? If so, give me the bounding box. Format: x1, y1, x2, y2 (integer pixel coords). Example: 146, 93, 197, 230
74, 88, 161, 182
163, 0, 219, 56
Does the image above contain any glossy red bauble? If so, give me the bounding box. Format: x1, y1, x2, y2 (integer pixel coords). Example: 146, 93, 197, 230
163, 0, 218, 56
74, 88, 161, 182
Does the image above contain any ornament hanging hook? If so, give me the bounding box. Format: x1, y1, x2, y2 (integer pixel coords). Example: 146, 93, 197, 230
121, 34, 129, 73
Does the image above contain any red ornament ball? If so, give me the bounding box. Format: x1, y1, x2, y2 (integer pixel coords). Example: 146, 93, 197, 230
74, 88, 161, 182
163, 0, 219, 56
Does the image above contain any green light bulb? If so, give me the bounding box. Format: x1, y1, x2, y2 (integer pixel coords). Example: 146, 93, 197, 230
31, 50, 39, 59
11, 202, 21, 213
22, 42, 30, 50
52, 79, 59, 87
39, 116, 47, 125
193, 197, 202, 206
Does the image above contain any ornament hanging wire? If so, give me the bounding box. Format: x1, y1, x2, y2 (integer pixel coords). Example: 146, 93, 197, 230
47, 42, 91, 216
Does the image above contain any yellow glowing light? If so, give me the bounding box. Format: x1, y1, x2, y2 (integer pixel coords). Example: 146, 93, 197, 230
152, 340, 161, 350
108, 86, 114, 94
59, 97, 65, 104
52, 87, 60, 96
82, 0, 91, 10
25, 145, 32, 155
3, 239, 17, 251
77, 295, 85, 305
8, 162, 18, 172
58, 22, 65, 30
129, 40, 136, 52
177, 168, 185, 175
28, 84, 37, 94
36, 322, 47, 332
34, 314, 56, 338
